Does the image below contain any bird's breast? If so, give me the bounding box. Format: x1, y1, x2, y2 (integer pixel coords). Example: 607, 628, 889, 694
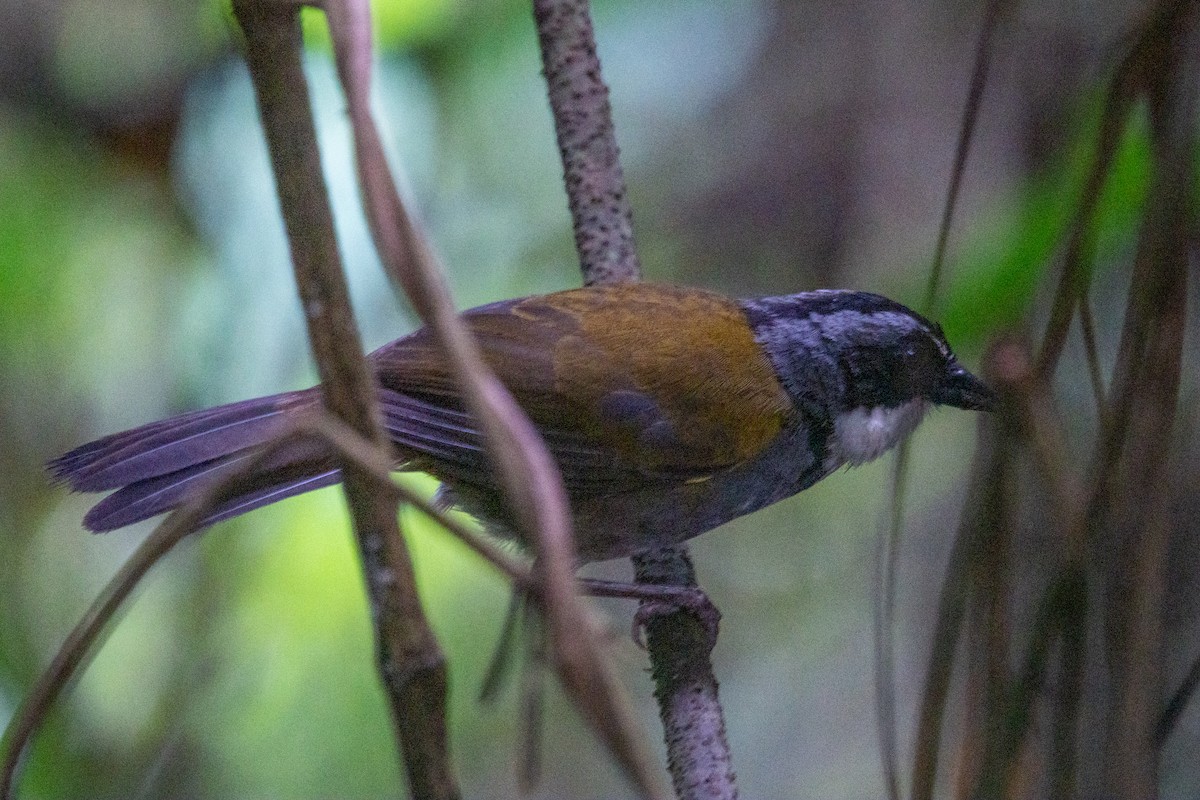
826, 399, 930, 469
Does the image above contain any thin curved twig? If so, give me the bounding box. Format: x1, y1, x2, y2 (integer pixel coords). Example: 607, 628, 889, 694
322, 1, 667, 795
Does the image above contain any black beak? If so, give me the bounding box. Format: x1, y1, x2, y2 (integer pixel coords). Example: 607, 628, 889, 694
933, 363, 998, 412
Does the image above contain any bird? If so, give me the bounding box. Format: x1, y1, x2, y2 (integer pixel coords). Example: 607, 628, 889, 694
49, 282, 996, 563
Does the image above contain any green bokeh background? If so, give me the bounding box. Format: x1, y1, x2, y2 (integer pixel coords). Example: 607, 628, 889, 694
0, 0, 1163, 797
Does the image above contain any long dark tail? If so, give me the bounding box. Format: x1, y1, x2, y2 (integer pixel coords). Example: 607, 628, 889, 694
48, 390, 340, 532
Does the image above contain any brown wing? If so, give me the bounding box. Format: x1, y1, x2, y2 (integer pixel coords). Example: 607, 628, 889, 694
369, 283, 795, 492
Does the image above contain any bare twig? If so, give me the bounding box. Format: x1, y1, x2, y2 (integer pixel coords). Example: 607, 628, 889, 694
1157, 653, 1200, 747
0, 404, 546, 800
962, 437, 1015, 800
1034, 19, 1144, 378
231, 3, 457, 796
301, 413, 534, 585
922, 0, 1010, 316
0, 462, 253, 800
987, 338, 1089, 800
876, 445, 907, 800
909, 403, 1010, 800
1078, 293, 1107, 413
1098, 5, 1195, 791
0, 417, 413, 800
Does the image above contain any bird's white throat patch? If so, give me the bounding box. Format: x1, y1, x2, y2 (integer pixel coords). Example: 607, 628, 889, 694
828, 400, 930, 469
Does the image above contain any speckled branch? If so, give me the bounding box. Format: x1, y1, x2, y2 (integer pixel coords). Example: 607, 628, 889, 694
635, 548, 738, 800
532, 2, 737, 798
533, 0, 641, 287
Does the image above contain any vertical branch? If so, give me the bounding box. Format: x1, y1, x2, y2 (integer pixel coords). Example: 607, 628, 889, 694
909, 398, 1012, 800
531, 1, 736, 797
635, 549, 737, 800
533, 0, 641, 286
231, 4, 458, 798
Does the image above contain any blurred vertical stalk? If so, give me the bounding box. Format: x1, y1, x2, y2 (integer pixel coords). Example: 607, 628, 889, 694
900, 3, 1010, 799
1100, 3, 1195, 795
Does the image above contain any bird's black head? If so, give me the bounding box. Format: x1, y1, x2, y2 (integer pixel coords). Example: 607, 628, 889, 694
740, 290, 997, 415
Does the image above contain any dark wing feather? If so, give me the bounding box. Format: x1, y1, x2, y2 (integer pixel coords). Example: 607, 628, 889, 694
376, 388, 638, 492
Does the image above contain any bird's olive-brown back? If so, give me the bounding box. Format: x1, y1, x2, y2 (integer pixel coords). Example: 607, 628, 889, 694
371, 283, 794, 481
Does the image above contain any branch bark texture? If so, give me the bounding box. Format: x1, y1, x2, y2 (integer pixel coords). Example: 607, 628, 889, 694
532, 1, 736, 798
533, 0, 641, 287
233, 4, 458, 797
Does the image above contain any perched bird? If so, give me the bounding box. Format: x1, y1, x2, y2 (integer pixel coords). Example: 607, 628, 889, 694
50, 283, 995, 563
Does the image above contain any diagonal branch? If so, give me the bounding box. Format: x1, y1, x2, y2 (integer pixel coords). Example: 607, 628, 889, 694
231, 3, 457, 796
922, 0, 1010, 317
3, 410, 519, 800
1034, 18, 1146, 379
321, 1, 666, 796
533, 0, 640, 287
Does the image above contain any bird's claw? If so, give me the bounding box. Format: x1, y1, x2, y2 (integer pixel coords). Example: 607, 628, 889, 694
630, 587, 721, 651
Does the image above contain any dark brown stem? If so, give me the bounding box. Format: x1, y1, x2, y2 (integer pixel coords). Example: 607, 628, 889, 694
922, 0, 1008, 317
877, 443, 908, 800
232, 4, 458, 797
321, 1, 664, 794
987, 338, 1090, 799
0, 464, 250, 800
909, 409, 1009, 800
1099, 4, 1195, 791
1034, 18, 1143, 379
899, 4, 1008, 795
1157, 653, 1200, 747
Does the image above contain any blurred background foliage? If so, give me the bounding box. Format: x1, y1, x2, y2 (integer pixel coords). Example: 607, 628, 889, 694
0, 0, 1193, 797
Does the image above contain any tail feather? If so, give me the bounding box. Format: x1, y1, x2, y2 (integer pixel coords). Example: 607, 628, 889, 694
52, 385, 567, 533
51, 390, 335, 532
83, 452, 259, 531
83, 454, 340, 532
199, 468, 342, 528
49, 408, 221, 474
50, 391, 317, 492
